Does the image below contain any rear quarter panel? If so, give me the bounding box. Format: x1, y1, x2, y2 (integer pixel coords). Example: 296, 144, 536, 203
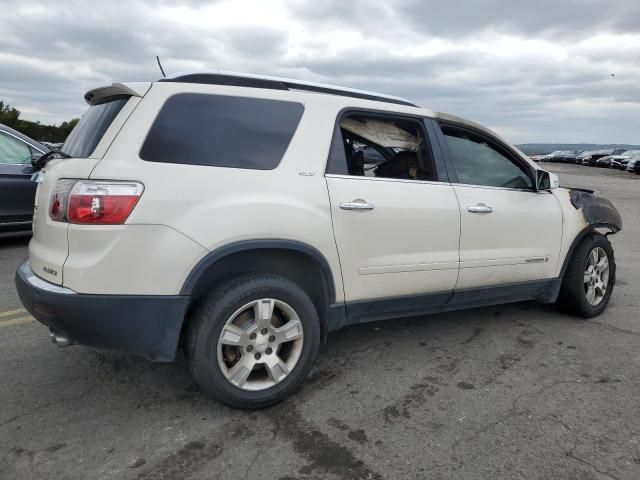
89, 82, 346, 300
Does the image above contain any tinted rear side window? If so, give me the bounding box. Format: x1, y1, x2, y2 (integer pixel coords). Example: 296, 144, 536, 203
140, 93, 304, 169
62, 96, 129, 158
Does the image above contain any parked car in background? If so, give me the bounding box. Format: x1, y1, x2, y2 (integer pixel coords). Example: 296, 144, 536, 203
596, 156, 614, 168
625, 156, 640, 173
613, 157, 631, 170
0, 124, 49, 232
582, 150, 615, 166
558, 151, 580, 163
541, 151, 563, 162
576, 151, 593, 164
40, 141, 63, 153
542, 150, 579, 163
611, 150, 640, 169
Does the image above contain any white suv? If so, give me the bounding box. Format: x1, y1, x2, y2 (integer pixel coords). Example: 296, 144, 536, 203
16, 71, 622, 408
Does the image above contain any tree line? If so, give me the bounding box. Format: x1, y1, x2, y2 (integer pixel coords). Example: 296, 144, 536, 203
0, 101, 79, 143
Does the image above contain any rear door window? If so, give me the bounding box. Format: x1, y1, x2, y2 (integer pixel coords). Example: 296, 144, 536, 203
326, 112, 438, 181
62, 96, 129, 158
139, 93, 304, 170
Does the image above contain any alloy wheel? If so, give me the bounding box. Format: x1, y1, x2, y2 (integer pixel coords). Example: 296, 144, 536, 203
217, 298, 304, 391
584, 247, 609, 306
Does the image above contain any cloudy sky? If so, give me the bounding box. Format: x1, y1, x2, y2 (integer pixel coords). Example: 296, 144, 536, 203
1, 0, 639, 143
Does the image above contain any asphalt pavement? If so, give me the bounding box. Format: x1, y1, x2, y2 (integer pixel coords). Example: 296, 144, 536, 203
1, 163, 639, 479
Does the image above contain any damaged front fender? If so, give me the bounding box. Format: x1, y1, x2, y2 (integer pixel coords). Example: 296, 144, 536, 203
569, 188, 622, 233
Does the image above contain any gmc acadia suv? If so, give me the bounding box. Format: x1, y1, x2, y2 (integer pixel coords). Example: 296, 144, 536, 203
15, 71, 622, 408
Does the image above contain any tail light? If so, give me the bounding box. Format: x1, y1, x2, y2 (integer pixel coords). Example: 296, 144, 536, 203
49, 179, 77, 222
49, 180, 144, 224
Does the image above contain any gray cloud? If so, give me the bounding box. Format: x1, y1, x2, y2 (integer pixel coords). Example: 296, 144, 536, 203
399, 0, 640, 39
218, 27, 290, 57
0, 0, 639, 144
292, 0, 640, 40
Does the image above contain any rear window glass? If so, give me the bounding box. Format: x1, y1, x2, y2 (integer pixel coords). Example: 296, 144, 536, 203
62, 96, 129, 158
139, 93, 304, 169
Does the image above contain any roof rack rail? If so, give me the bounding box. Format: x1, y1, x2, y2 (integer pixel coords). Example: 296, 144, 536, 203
159, 70, 418, 107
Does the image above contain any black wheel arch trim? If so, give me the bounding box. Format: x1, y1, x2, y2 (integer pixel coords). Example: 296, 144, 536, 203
180, 239, 337, 304
558, 227, 614, 281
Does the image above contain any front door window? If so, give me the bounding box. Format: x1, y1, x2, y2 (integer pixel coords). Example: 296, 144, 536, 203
0, 133, 31, 165
440, 125, 532, 189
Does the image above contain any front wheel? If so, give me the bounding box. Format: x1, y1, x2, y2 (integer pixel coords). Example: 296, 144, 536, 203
557, 233, 615, 318
187, 274, 320, 409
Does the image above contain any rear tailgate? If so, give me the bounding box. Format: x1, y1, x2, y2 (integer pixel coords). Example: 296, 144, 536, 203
30, 159, 100, 284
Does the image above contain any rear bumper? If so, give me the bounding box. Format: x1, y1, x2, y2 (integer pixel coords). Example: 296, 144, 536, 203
15, 261, 190, 361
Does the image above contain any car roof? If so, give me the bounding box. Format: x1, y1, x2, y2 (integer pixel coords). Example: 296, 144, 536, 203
0, 123, 49, 153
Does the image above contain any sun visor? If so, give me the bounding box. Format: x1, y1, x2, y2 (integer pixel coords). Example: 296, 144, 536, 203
341, 118, 419, 150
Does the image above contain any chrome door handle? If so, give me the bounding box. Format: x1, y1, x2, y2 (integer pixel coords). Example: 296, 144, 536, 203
467, 203, 493, 213
339, 200, 375, 211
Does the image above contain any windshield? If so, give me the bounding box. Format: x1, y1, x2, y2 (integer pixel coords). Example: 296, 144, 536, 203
62, 96, 129, 158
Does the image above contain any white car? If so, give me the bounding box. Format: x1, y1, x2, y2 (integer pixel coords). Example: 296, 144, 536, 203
611, 150, 640, 169
16, 71, 622, 408
626, 156, 640, 173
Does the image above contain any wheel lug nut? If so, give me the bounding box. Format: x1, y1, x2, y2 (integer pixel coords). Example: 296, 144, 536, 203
266, 347, 272, 355
261, 328, 268, 335
254, 353, 261, 360
246, 345, 253, 352
269, 335, 275, 342
250, 333, 257, 340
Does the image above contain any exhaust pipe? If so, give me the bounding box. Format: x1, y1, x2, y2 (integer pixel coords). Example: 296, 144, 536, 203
49, 330, 73, 347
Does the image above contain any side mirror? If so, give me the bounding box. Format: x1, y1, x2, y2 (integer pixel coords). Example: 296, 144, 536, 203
536, 170, 559, 191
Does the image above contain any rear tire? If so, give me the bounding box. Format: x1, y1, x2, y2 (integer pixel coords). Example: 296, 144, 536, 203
187, 273, 320, 409
557, 232, 615, 318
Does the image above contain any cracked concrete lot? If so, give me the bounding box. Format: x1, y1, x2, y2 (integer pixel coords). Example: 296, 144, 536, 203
1, 163, 639, 479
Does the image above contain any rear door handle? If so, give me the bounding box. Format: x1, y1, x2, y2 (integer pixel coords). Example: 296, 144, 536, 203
467, 203, 493, 213
339, 200, 375, 211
